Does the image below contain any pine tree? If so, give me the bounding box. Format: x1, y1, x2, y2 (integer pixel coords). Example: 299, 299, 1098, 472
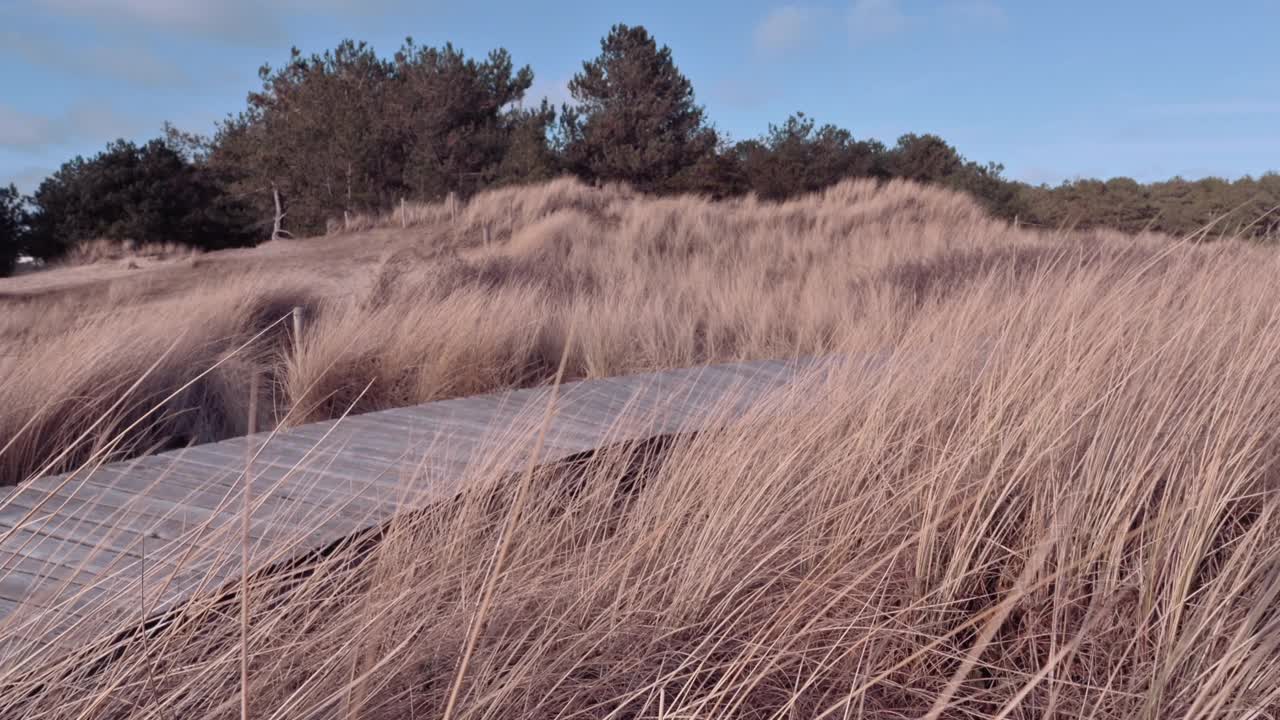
560, 24, 716, 192
25, 139, 256, 259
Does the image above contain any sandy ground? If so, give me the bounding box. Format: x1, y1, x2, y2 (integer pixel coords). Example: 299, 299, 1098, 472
0, 228, 424, 304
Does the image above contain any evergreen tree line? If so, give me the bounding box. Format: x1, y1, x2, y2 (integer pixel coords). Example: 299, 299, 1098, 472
3, 24, 1277, 275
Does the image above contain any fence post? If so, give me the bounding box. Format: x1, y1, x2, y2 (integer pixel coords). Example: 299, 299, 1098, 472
1014, 215, 1020, 230
400, 197, 407, 229
291, 306, 304, 350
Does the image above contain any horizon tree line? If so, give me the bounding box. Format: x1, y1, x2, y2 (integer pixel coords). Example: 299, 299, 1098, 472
3, 23, 1278, 274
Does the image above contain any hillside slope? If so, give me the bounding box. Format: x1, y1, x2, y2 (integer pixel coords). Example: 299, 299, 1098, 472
0, 178, 1200, 484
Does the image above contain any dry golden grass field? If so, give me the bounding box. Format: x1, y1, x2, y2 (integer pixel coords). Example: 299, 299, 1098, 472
3, 178, 1280, 718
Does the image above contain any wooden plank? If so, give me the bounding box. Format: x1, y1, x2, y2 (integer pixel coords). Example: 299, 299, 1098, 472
0, 524, 148, 579
162, 448, 400, 515
175, 443, 397, 490
0, 490, 289, 581
0, 569, 118, 614
77, 461, 245, 516
48, 466, 257, 533
249, 430, 426, 479
1, 492, 291, 587
0, 548, 105, 589
1, 488, 231, 552
259, 421, 419, 457
0, 358, 810, 661
0, 507, 208, 579
348, 403, 546, 463
224, 423, 411, 463
126, 450, 385, 518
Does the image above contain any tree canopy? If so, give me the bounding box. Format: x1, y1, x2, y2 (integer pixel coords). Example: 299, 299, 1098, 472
559, 24, 716, 192
6, 24, 1278, 263
1018, 173, 1280, 237
25, 139, 256, 260
734, 113, 887, 201
211, 38, 548, 236
0, 184, 27, 277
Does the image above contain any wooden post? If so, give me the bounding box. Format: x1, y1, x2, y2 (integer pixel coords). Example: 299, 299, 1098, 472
448, 192, 457, 224
291, 306, 304, 349
1014, 215, 1020, 230
343, 210, 351, 232
400, 197, 407, 229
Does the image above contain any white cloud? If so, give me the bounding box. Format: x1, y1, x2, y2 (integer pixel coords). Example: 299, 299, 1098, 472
524, 75, 573, 109
45, 0, 218, 24
35, 0, 277, 44
86, 45, 189, 86
0, 102, 147, 152
848, 0, 907, 41
842, 1, 1007, 45
32, 0, 411, 46
1, 29, 188, 87
43, 0, 253, 32
755, 5, 821, 53
1146, 100, 1280, 116
943, 0, 1008, 28
1025, 136, 1280, 167
0, 106, 63, 151
64, 104, 147, 143
713, 77, 777, 111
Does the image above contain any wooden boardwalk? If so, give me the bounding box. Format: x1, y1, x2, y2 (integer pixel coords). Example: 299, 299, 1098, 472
0, 357, 838, 666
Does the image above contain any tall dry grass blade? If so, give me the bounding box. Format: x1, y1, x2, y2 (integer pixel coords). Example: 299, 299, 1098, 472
441, 319, 579, 720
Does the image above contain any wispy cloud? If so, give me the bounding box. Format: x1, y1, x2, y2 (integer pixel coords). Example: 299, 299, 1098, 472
1035, 136, 1280, 157
843, 0, 1007, 45
5, 165, 56, 194
32, 0, 409, 46
942, 0, 1008, 29
713, 77, 779, 112
1145, 100, 1280, 116
1, 29, 188, 88
755, 5, 822, 53
0, 106, 64, 151
37, 0, 272, 43
0, 102, 147, 153
64, 104, 147, 144
848, 0, 907, 42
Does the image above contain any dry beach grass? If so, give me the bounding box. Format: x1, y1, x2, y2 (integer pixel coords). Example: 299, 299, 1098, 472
3, 177, 1068, 485
2, 178, 1280, 717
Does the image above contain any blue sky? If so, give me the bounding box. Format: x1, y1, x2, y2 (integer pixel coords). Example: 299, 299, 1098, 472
2, 0, 1278, 192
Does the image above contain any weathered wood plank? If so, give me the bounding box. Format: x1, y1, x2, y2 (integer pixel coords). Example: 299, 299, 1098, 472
0, 357, 824, 663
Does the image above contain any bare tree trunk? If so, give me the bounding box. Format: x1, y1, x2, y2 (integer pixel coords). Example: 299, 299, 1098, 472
271, 183, 287, 241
